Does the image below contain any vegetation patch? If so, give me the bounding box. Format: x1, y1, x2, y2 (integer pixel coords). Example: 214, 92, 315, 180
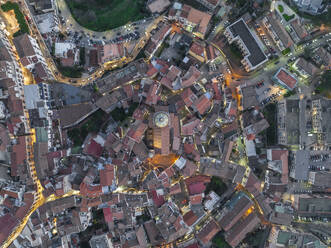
1, 1, 29, 36
284, 89, 296, 97
58, 65, 83, 78
243, 228, 266, 247
110, 102, 138, 122
301, 8, 331, 27
281, 47, 291, 55
229, 43, 243, 60
79, 47, 85, 65
278, 4, 284, 13
178, 0, 209, 12
282, 13, 295, 22
205, 176, 227, 196
68, 109, 106, 146
65, 0, 149, 31
315, 70, 331, 98
262, 103, 277, 146
213, 233, 231, 248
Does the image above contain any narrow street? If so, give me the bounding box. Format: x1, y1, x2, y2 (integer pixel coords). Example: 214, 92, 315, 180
8, 0, 163, 86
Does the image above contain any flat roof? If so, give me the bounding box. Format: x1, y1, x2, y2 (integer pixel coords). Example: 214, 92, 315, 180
228, 19, 267, 67
294, 150, 309, 180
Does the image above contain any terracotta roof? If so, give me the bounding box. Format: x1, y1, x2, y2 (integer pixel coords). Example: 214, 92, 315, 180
193, 93, 212, 115
103, 207, 113, 222
181, 66, 201, 88
185, 5, 212, 36
196, 219, 220, 245
190, 42, 205, 58
123, 84, 134, 98
183, 210, 198, 226
0, 214, 19, 244
183, 160, 197, 177
225, 212, 260, 247
181, 118, 201, 136
0, 189, 19, 199
80, 182, 103, 197
212, 83, 222, 101
151, 190, 165, 207
270, 149, 289, 184
100, 164, 115, 187
190, 193, 203, 205
219, 194, 253, 231
13, 34, 35, 58
85, 139, 103, 158
181, 88, 197, 108
127, 121, 148, 143
169, 183, 182, 195
145, 82, 160, 105
184, 243, 200, 248
146, 64, 158, 77
185, 175, 210, 195
290, 19, 308, 39
89, 49, 99, 66
151, 24, 171, 43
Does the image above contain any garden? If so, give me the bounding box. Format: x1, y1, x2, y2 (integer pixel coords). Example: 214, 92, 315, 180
68, 102, 139, 146
262, 103, 277, 146
1, 1, 29, 36
283, 13, 295, 22
315, 70, 331, 98
65, 0, 149, 31
205, 176, 228, 196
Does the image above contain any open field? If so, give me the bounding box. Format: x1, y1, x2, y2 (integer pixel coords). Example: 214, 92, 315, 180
65, 0, 149, 31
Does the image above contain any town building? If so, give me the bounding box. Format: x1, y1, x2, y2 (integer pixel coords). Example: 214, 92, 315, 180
262, 13, 293, 51
272, 67, 298, 90
224, 18, 268, 72
168, 3, 212, 38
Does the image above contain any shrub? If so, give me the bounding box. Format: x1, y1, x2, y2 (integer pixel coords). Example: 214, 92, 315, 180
282, 47, 291, 55
283, 14, 295, 22
1, 2, 29, 36
278, 5, 284, 13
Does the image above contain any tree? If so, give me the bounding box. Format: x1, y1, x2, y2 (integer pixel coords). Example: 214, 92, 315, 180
303, 47, 313, 60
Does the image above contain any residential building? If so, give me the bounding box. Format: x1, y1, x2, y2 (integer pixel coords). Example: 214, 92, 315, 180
218, 192, 253, 231
196, 219, 220, 245
188, 41, 206, 63
89, 233, 113, 248
289, 19, 308, 42
168, 3, 212, 38
225, 212, 260, 248
272, 68, 298, 90
196, 0, 220, 10
262, 13, 293, 51
13, 34, 52, 82
313, 47, 331, 69
224, 18, 268, 72
237, 84, 259, 110
293, 57, 318, 78
268, 226, 327, 248
292, 0, 324, 15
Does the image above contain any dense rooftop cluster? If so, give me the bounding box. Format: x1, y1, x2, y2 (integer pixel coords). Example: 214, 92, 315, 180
0, 0, 330, 247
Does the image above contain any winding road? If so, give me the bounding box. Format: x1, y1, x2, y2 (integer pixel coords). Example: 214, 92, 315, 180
15, 0, 163, 86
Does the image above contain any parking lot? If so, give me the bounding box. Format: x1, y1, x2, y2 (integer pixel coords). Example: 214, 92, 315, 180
254, 79, 287, 106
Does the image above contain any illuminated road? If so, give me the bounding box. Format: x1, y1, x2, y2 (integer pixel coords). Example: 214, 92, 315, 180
12, 0, 164, 86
